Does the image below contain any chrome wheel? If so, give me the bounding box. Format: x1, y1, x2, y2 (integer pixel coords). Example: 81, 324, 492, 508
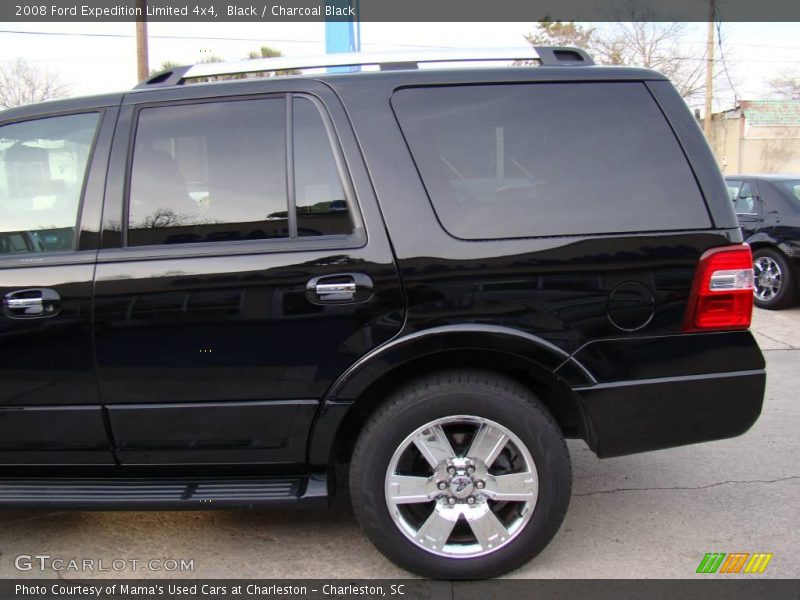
754, 255, 782, 302
385, 415, 538, 558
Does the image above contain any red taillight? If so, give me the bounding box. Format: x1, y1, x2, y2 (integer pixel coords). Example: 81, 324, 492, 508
682, 244, 754, 332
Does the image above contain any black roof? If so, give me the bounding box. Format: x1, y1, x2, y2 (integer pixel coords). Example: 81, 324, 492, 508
0, 64, 668, 122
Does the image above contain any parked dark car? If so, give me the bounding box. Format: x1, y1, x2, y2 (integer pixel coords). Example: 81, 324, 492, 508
725, 174, 800, 309
0, 47, 766, 579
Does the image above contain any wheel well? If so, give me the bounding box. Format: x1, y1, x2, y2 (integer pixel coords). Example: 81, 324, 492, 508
330, 349, 586, 465
749, 241, 780, 255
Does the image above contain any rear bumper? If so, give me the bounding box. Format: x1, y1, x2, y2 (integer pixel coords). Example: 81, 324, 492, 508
568, 331, 766, 457
574, 369, 765, 457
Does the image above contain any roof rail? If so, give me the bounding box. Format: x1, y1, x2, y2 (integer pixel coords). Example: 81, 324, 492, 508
135, 46, 594, 89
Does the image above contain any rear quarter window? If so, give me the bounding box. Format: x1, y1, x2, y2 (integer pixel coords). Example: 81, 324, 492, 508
392, 82, 711, 239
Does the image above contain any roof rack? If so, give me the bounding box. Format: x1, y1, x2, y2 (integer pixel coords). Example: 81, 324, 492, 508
135, 46, 594, 89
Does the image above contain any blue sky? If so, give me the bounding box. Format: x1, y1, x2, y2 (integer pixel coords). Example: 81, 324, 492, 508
1, 21, 798, 110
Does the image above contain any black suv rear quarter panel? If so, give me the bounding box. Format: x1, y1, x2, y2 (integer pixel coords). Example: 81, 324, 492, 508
325, 68, 765, 457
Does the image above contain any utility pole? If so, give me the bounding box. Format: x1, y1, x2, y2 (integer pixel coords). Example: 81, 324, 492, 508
703, 0, 715, 138
135, 0, 149, 82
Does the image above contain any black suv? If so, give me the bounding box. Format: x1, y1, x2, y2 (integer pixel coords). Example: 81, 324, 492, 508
0, 48, 766, 579
726, 175, 800, 309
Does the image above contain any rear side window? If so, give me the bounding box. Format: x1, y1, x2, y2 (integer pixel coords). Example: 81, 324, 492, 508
392, 83, 711, 239
0, 113, 98, 253
294, 97, 351, 237
128, 99, 288, 247
127, 96, 355, 248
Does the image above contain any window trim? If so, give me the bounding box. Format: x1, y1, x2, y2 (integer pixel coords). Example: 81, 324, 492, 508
0, 109, 104, 256
121, 92, 364, 252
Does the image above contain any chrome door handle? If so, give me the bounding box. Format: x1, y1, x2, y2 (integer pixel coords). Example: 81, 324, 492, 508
6, 297, 44, 313
3, 288, 61, 319
306, 273, 373, 305
315, 282, 357, 298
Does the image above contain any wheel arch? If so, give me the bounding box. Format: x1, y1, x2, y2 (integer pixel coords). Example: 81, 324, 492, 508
307, 325, 593, 469
747, 234, 785, 255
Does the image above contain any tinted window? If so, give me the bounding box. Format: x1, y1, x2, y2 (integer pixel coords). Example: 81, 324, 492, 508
294, 98, 352, 236
0, 113, 98, 253
777, 180, 800, 204
393, 83, 711, 239
128, 99, 287, 247
726, 180, 742, 201
733, 182, 757, 214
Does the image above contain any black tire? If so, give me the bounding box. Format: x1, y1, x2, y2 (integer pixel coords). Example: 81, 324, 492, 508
349, 370, 571, 579
753, 248, 797, 310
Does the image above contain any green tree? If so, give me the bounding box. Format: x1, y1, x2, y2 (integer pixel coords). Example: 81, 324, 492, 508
524, 19, 595, 50
149, 60, 182, 78
244, 45, 299, 77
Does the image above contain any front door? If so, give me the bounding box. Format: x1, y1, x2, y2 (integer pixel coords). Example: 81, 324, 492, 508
731, 180, 763, 239
0, 109, 114, 465
93, 83, 403, 465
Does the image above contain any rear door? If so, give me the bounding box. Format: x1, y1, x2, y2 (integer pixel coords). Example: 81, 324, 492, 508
94, 82, 403, 465
0, 108, 116, 465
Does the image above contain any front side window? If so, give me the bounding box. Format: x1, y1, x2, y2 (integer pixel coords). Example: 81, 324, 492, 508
733, 182, 757, 215
0, 113, 99, 254
393, 83, 711, 239
128, 98, 288, 247
726, 180, 742, 201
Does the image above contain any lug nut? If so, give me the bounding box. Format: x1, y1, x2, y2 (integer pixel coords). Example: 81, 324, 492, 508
475, 480, 485, 489
447, 466, 456, 475
448, 497, 456, 505
466, 496, 475, 505
466, 465, 475, 475
437, 481, 447, 490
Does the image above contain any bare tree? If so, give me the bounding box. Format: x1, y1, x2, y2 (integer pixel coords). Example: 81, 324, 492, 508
0, 59, 68, 109
524, 20, 734, 107
595, 22, 707, 104
767, 70, 800, 100
137, 207, 194, 229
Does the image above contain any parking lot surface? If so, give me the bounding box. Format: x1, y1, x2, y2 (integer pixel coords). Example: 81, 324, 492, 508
1, 307, 798, 579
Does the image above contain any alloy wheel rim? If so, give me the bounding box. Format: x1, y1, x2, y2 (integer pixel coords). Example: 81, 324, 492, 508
753, 256, 782, 302
385, 415, 538, 558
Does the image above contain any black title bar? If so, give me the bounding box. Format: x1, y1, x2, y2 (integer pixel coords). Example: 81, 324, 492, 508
5, 0, 800, 22
3, 580, 800, 600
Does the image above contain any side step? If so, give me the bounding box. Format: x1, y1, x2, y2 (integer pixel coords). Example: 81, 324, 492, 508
0, 476, 327, 510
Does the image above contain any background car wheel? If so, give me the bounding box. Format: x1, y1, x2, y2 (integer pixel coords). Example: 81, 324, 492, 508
349, 370, 571, 579
753, 248, 796, 310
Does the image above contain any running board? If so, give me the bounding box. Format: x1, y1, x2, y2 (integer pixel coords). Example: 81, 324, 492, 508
0, 476, 327, 510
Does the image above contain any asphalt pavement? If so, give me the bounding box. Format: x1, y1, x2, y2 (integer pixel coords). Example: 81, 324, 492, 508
1, 307, 798, 579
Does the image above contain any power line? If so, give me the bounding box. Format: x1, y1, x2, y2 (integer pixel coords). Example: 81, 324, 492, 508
0, 28, 455, 48
715, 20, 740, 102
